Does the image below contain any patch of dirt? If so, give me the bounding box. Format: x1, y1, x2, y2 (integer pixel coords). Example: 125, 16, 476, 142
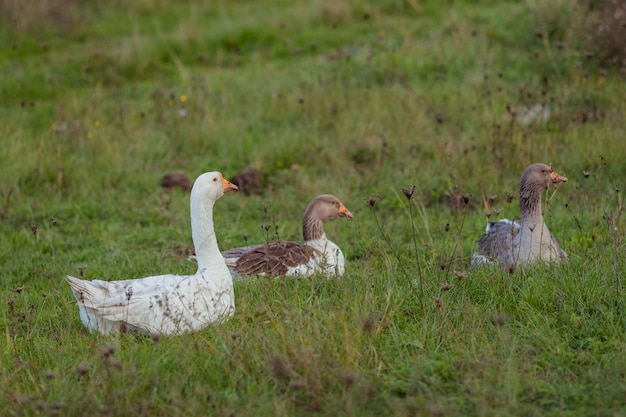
160, 172, 192, 192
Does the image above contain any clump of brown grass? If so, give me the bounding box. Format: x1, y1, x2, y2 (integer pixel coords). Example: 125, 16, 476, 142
232, 166, 265, 195
159, 172, 192, 192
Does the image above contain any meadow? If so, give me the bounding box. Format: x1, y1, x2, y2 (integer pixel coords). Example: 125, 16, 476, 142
1, 0, 625, 415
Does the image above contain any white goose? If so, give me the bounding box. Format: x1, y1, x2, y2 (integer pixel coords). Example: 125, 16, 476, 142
221, 194, 353, 277
472, 163, 568, 270
66, 172, 238, 336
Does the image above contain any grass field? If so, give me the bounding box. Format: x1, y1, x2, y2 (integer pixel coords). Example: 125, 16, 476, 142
1, 0, 625, 415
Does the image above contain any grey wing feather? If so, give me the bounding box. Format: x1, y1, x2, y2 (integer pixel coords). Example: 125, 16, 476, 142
476, 219, 520, 267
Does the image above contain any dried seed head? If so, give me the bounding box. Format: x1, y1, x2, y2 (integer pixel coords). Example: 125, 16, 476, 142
454, 271, 468, 281
368, 197, 377, 207
583, 170, 590, 178
449, 193, 471, 211
444, 223, 450, 232
50, 217, 58, 226
441, 283, 452, 291
402, 185, 416, 200
99, 345, 116, 358
485, 209, 502, 218
76, 364, 89, 376
31, 225, 38, 237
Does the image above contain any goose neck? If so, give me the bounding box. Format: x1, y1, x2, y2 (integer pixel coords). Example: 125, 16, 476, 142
303, 215, 326, 241
519, 184, 543, 222
190, 193, 219, 273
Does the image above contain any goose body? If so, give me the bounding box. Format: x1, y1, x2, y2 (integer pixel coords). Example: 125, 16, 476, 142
222, 194, 353, 277
66, 172, 238, 335
472, 163, 568, 270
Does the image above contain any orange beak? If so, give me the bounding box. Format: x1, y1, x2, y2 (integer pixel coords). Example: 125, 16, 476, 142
220, 173, 239, 193
339, 203, 354, 219
549, 170, 568, 183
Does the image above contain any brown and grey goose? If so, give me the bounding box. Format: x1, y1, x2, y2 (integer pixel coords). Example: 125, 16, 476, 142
471, 163, 568, 270
222, 194, 353, 277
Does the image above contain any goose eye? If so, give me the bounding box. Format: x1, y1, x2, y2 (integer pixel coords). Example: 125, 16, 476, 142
213, 177, 218, 182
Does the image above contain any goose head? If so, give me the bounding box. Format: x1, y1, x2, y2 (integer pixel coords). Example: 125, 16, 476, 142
518, 163, 567, 217
301, 194, 353, 241
192, 171, 239, 201
520, 163, 568, 193
306, 194, 354, 221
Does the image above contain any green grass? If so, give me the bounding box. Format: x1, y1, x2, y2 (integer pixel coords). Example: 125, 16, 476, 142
1, 0, 625, 415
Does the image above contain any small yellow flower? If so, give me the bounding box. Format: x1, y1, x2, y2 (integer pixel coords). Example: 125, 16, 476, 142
88, 132, 93, 138
180, 95, 187, 103
168, 100, 174, 107
95, 120, 100, 127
